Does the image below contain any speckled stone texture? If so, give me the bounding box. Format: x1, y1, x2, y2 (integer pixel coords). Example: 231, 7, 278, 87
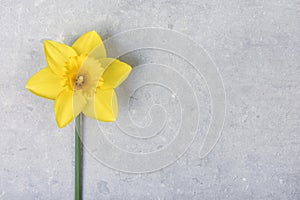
1, 0, 300, 199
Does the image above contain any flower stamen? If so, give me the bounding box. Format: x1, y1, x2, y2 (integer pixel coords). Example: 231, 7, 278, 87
75, 75, 85, 89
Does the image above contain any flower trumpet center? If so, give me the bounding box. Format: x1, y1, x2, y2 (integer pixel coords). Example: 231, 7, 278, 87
62, 54, 105, 96
75, 75, 85, 89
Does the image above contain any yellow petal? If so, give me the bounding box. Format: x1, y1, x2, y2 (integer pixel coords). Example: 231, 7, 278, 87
72, 31, 106, 57
83, 89, 118, 122
26, 67, 63, 100
54, 90, 87, 128
99, 58, 132, 90
44, 40, 77, 75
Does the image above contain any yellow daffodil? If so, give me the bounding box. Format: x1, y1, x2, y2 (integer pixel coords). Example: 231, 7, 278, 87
26, 31, 131, 128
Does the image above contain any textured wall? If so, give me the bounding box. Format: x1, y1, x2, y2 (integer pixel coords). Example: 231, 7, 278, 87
1, 0, 300, 199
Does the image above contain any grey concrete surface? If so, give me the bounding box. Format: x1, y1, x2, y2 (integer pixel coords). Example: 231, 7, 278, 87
1, 0, 300, 199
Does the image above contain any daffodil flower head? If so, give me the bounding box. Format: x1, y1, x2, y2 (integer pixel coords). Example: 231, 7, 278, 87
26, 31, 132, 128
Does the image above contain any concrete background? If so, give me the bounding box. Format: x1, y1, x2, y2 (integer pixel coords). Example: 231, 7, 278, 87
1, 0, 300, 199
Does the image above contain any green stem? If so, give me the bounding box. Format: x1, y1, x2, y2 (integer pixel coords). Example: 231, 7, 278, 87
75, 114, 82, 200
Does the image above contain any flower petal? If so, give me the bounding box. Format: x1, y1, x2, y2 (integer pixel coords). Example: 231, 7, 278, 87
26, 67, 63, 100
99, 58, 132, 90
83, 89, 118, 122
54, 90, 87, 128
72, 31, 106, 57
44, 40, 77, 75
